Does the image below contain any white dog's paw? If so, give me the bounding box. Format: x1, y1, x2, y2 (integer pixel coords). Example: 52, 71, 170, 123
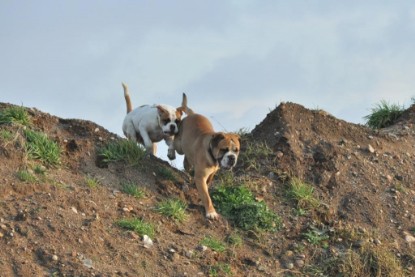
167, 149, 176, 160
206, 211, 220, 220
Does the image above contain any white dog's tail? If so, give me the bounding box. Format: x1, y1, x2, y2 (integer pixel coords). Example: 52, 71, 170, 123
181, 93, 195, 115
122, 83, 133, 114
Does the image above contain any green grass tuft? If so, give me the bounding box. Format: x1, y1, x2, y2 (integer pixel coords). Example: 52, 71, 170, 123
116, 218, 155, 238
121, 182, 145, 199
24, 129, 61, 167
286, 177, 320, 210
155, 199, 188, 222
0, 130, 14, 141
98, 139, 146, 165
201, 236, 226, 252
16, 170, 36, 183
156, 167, 177, 182
211, 185, 281, 232
0, 106, 30, 126
364, 100, 404, 129
208, 263, 232, 276
85, 176, 100, 188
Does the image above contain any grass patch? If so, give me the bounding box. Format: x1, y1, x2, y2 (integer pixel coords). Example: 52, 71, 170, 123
226, 232, 243, 247
211, 184, 281, 232
16, 170, 36, 183
0, 130, 14, 141
156, 167, 177, 182
0, 106, 30, 126
24, 129, 61, 167
116, 218, 155, 238
364, 100, 404, 129
308, 243, 405, 277
208, 263, 232, 276
85, 176, 100, 188
237, 137, 274, 171
201, 236, 226, 252
286, 177, 320, 210
303, 226, 329, 248
98, 139, 146, 165
121, 182, 145, 199
155, 198, 188, 222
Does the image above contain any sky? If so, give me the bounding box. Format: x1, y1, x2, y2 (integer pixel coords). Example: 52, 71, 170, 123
1, 0, 415, 164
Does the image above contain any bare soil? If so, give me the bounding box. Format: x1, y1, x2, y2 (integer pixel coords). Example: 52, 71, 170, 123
1, 101, 414, 276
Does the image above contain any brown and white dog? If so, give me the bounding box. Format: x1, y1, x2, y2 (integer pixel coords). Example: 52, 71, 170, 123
170, 94, 240, 219
121, 83, 183, 157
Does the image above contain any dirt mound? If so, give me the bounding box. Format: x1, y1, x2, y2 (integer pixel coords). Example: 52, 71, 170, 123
1, 101, 415, 276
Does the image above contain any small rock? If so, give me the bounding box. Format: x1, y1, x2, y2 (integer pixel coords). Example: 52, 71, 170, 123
373, 239, 382, 245
82, 258, 93, 269
71, 207, 78, 214
368, 144, 375, 153
294, 259, 305, 268
404, 232, 415, 243
52, 255, 58, 261
143, 235, 153, 248
197, 245, 208, 252
276, 151, 284, 158
185, 250, 193, 258
94, 128, 100, 133
285, 262, 294, 269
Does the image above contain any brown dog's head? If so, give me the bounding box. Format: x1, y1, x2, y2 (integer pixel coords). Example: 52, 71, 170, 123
210, 132, 241, 169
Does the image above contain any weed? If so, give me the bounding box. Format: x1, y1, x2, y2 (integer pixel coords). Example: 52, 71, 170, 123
155, 198, 188, 222
238, 138, 274, 171
0, 130, 14, 141
303, 227, 329, 247
16, 170, 36, 183
211, 185, 281, 231
226, 232, 243, 247
33, 164, 46, 175
201, 236, 226, 252
85, 176, 100, 188
98, 139, 146, 165
156, 167, 177, 182
121, 182, 145, 199
24, 129, 61, 167
0, 106, 30, 126
364, 100, 404, 129
116, 218, 155, 238
286, 177, 320, 210
208, 263, 232, 276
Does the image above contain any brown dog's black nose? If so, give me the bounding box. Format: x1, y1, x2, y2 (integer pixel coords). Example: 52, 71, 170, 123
228, 155, 236, 165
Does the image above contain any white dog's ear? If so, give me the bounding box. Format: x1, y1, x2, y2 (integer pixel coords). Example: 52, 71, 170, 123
156, 105, 169, 117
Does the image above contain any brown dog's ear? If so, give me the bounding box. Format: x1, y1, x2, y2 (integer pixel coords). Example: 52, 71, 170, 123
176, 107, 184, 117
211, 132, 225, 148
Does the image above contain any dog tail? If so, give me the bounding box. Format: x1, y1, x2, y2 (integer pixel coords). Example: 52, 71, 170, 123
122, 82, 133, 114
181, 93, 195, 115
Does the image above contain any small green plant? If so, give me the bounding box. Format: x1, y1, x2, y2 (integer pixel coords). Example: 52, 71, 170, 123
16, 170, 36, 183
0, 106, 30, 126
121, 182, 145, 199
156, 167, 177, 182
24, 129, 61, 167
201, 236, 226, 252
226, 232, 243, 247
155, 198, 188, 222
364, 100, 404, 129
286, 177, 320, 210
211, 184, 281, 232
33, 164, 46, 175
0, 130, 14, 141
303, 227, 329, 247
85, 176, 100, 188
98, 139, 146, 165
208, 263, 232, 276
116, 218, 155, 238
238, 138, 274, 171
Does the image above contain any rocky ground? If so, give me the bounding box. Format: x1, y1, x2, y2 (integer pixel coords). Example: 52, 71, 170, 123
0, 101, 414, 276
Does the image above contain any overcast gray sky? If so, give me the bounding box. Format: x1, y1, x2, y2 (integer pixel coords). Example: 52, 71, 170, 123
1, 1, 415, 162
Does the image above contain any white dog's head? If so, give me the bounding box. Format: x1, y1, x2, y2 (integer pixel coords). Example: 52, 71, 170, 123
156, 105, 184, 136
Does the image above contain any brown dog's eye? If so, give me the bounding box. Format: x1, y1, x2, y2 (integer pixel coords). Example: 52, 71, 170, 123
220, 148, 229, 153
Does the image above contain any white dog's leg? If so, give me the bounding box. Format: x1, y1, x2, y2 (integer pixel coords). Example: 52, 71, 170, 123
165, 136, 176, 160
139, 127, 156, 155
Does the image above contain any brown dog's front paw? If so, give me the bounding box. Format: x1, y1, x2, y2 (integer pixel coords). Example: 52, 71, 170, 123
206, 211, 220, 220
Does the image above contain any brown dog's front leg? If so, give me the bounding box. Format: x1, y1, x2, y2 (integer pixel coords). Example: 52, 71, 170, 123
194, 170, 219, 220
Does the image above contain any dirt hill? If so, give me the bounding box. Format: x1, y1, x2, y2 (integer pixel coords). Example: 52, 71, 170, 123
0, 101, 414, 276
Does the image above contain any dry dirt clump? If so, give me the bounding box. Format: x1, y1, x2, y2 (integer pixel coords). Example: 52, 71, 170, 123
1, 101, 415, 276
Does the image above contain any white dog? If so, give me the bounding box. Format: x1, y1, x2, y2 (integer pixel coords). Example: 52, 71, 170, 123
121, 83, 184, 157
